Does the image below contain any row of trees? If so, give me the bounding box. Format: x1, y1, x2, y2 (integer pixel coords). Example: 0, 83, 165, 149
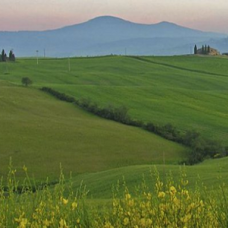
41, 87, 228, 165
0, 49, 16, 62
194, 45, 211, 55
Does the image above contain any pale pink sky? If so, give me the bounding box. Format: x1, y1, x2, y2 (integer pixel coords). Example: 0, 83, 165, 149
1, 0, 228, 34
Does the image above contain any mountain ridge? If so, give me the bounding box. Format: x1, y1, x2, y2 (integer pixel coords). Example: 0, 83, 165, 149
54, 16, 226, 37
0, 16, 227, 57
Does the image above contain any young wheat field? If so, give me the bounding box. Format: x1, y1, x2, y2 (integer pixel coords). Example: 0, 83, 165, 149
0, 55, 228, 227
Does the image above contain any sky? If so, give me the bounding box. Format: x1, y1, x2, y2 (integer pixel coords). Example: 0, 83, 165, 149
1, 0, 228, 34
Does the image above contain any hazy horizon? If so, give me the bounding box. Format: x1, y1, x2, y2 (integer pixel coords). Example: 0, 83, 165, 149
1, 0, 228, 34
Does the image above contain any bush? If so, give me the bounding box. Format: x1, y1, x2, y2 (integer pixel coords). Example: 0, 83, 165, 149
22, 77, 33, 87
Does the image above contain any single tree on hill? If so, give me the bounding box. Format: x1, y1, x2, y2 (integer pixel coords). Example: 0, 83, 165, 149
22, 77, 33, 87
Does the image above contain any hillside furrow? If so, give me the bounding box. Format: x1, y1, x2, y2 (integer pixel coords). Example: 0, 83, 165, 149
129, 56, 228, 78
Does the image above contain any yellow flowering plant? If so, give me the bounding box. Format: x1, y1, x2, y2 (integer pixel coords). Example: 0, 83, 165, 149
0, 162, 227, 227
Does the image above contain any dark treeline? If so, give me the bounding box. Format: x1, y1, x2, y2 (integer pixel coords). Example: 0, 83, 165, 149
145, 123, 227, 164
194, 44, 211, 55
41, 87, 130, 124
2, 180, 59, 196
41, 87, 75, 103
41, 87, 228, 165
0, 49, 16, 62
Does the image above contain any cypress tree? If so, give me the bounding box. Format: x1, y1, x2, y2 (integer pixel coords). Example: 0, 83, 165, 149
201, 45, 204, 54
9, 50, 12, 60
194, 45, 198, 54
9, 50, 15, 61
1, 49, 6, 61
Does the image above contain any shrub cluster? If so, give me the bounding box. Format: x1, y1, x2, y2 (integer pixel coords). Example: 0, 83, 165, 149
144, 123, 227, 164
41, 87, 76, 103
40, 87, 227, 165
78, 98, 130, 124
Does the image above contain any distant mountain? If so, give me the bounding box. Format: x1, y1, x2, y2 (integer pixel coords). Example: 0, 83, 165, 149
0, 16, 227, 57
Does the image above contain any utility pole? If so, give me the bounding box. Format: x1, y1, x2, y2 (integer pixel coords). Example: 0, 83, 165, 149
68, 57, 71, 72
44, 49, 46, 58
36, 50, 39, 65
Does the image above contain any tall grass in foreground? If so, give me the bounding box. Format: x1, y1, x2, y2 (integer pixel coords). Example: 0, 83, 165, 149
0, 163, 227, 227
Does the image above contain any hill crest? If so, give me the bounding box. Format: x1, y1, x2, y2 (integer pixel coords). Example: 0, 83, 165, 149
0, 16, 227, 57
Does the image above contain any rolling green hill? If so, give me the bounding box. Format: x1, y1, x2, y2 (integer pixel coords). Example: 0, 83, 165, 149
1, 55, 227, 145
0, 55, 228, 227
0, 81, 187, 181
0, 55, 228, 182
70, 156, 228, 199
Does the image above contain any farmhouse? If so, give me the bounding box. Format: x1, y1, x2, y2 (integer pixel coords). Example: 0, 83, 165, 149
197, 46, 220, 55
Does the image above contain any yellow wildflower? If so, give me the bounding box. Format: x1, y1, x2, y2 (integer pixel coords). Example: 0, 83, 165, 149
169, 186, 177, 194
59, 219, 68, 228
123, 217, 129, 225
104, 221, 114, 228
140, 218, 146, 227
11, 169, 17, 174
158, 191, 166, 198
146, 218, 152, 226
72, 202, 77, 210
181, 214, 191, 223
62, 197, 68, 205
17, 218, 28, 228
147, 193, 152, 200
23, 165, 27, 172
43, 219, 51, 227
128, 199, 134, 207
125, 193, 131, 200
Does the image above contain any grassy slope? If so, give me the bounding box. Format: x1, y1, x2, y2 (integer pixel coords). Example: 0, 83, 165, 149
1, 55, 227, 144
0, 81, 187, 181
70, 156, 228, 199
0, 56, 228, 195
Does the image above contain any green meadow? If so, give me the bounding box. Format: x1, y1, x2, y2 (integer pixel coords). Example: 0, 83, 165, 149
0, 81, 187, 180
70, 156, 228, 199
0, 55, 228, 193
1, 55, 228, 144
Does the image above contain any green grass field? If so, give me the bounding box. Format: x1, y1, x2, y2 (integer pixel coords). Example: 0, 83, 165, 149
70, 156, 228, 199
0, 81, 187, 181
0, 55, 228, 194
1, 55, 227, 144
